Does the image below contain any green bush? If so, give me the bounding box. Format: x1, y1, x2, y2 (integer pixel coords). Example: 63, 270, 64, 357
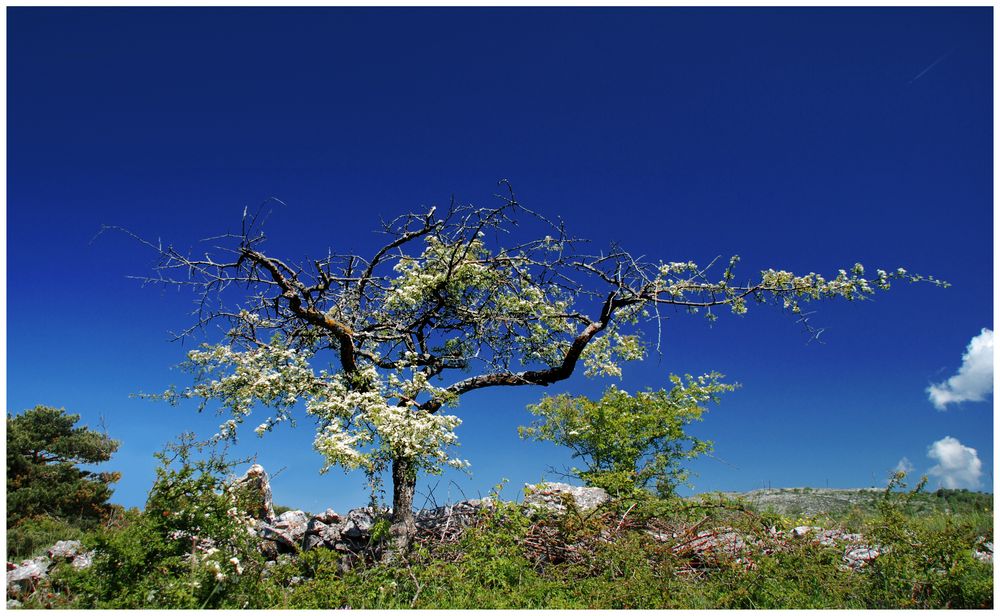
519, 376, 736, 497
33, 435, 272, 609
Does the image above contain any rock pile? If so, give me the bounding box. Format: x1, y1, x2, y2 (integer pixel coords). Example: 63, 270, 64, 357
240, 472, 609, 561
522, 482, 610, 513
7, 540, 94, 599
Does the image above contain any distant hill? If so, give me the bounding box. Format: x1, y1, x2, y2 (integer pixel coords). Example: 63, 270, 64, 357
699, 487, 993, 518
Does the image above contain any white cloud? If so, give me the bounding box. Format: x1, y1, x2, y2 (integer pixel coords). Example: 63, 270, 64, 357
927, 436, 982, 489
927, 328, 993, 410
892, 457, 914, 476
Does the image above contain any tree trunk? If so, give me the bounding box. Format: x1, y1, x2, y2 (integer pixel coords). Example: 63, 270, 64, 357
389, 456, 417, 554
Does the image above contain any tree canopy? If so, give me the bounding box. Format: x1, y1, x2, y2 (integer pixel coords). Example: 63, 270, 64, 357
125, 189, 944, 546
7, 406, 121, 527
520, 374, 736, 497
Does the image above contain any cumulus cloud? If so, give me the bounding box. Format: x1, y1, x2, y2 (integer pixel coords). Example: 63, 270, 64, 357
892, 457, 914, 476
927, 436, 982, 489
927, 328, 993, 410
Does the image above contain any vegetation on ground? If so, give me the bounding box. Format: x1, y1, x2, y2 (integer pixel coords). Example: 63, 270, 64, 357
10, 446, 992, 610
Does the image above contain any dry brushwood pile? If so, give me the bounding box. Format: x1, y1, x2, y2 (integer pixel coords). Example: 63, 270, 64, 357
504, 501, 894, 577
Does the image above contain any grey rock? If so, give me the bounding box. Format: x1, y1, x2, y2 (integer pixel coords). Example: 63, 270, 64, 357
523, 482, 609, 513
306, 517, 330, 534
7, 599, 22, 609
71, 551, 95, 570
46, 540, 82, 561
341, 508, 378, 539
306, 518, 341, 547
712, 487, 884, 517
314, 508, 342, 524
843, 546, 881, 569
257, 510, 311, 552
415, 498, 489, 533
275, 510, 310, 538
7, 557, 50, 594
683, 529, 751, 558
231, 464, 276, 523
974, 538, 993, 563
303, 534, 327, 551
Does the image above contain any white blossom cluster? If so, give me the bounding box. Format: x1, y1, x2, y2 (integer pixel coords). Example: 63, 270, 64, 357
174, 343, 468, 477
650, 256, 945, 320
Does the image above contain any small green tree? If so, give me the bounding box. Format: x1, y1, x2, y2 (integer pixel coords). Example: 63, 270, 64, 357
6, 406, 121, 529
520, 374, 736, 497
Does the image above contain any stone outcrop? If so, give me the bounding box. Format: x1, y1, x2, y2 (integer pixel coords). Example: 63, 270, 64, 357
7, 544, 94, 598
522, 482, 610, 513
973, 538, 993, 564
238, 483, 493, 559
230, 464, 276, 523
415, 498, 491, 534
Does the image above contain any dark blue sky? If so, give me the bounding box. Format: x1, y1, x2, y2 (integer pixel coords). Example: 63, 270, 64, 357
8, 7, 993, 512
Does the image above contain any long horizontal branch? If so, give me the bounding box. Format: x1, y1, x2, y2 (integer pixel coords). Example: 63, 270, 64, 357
419, 292, 630, 412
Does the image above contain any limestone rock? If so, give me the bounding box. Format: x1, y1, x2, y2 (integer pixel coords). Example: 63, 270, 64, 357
260, 540, 280, 561
314, 508, 342, 525
341, 508, 378, 539
7, 556, 49, 594
790, 525, 819, 538
415, 498, 490, 534
306, 517, 341, 546
231, 464, 276, 523
47, 540, 82, 561
71, 551, 95, 570
974, 538, 993, 564
257, 523, 298, 552
679, 528, 753, 559
275, 510, 310, 539
523, 482, 609, 513
843, 546, 881, 569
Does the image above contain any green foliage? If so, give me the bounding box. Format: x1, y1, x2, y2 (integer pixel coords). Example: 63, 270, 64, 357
6, 515, 86, 561
857, 473, 994, 609
46, 435, 270, 609
520, 374, 736, 496
272, 503, 295, 516
7, 406, 120, 559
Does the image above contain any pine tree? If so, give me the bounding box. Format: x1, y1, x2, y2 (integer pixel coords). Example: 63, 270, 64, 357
7, 406, 121, 528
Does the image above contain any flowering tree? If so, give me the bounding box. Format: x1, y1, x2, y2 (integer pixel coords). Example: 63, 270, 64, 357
126, 186, 944, 551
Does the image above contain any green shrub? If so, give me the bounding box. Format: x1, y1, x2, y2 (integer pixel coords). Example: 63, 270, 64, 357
41, 435, 272, 609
